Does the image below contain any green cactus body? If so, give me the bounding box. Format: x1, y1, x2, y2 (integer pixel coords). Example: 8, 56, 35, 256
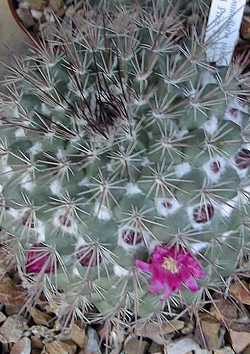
0, 0, 250, 326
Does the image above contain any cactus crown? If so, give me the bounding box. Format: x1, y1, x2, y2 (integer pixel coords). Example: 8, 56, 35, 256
0, 0, 250, 329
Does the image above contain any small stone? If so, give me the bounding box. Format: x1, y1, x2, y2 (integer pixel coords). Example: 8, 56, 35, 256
167, 337, 201, 354
61, 324, 86, 348
10, 337, 31, 354
124, 336, 148, 354
31, 335, 43, 349
44, 302, 60, 316
30, 307, 52, 326
148, 342, 164, 353
0, 315, 28, 343
0, 276, 26, 306
30, 9, 43, 21
181, 321, 194, 335
16, 8, 35, 28
210, 298, 238, 326
5, 305, 23, 316
30, 325, 52, 339
230, 281, 250, 305
214, 347, 235, 354
230, 317, 250, 332
85, 328, 101, 354
45, 340, 76, 354
230, 329, 250, 353
195, 314, 222, 350
134, 320, 184, 345
0, 312, 7, 323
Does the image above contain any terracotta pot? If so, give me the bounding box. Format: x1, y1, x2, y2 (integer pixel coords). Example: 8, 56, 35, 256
4, 0, 250, 66
0, 0, 32, 76
7, 0, 38, 42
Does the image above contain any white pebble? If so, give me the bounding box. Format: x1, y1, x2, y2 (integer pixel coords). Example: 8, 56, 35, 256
30, 9, 43, 20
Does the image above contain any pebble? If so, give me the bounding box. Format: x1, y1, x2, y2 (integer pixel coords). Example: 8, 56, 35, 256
10, 337, 31, 354
0, 315, 28, 343
30, 9, 43, 21
60, 324, 86, 349
124, 336, 149, 354
30, 335, 43, 350
0, 312, 7, 323
214, 348, 235, 354
5, 305, 23, 316
166, 337, 201, 354
134, 320, 184, 345
85, 328, 101, 354
30, 307, 53, 326
230, 329, 250, 353
148, 342, 164, 353
45, 340, 76, 354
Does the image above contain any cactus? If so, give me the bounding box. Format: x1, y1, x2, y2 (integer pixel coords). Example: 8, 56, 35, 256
0, 0, 250, 330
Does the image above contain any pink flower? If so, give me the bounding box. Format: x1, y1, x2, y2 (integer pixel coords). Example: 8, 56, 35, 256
26, 243, 57, 274
136, 244, 205, 299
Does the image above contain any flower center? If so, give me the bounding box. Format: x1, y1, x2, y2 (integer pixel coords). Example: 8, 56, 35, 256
162, 256, 179, 273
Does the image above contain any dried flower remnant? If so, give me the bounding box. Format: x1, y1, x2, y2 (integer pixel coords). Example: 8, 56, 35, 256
26, 243, 57, 274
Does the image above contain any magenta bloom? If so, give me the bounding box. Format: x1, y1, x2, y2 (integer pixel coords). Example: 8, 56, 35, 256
26, 243, 57, 274
136, 245, 205, 299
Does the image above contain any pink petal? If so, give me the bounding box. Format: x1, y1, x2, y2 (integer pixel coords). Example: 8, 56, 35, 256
192, 266, 206, 279
184, 276, 199, 292
152, 247, 168, 262
186, 259, 206, 278
163, 283, 173, 299
180, 254, 206, 279
165, 273, 182, 291
150, 279, 164, 294
151, 268, 166, 287
135, 260, 151, 273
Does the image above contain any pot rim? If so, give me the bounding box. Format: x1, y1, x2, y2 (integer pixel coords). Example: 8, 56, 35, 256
7, 0, 39, 42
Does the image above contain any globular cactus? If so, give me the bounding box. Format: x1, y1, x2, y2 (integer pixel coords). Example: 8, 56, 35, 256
0, 0, 250, 329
